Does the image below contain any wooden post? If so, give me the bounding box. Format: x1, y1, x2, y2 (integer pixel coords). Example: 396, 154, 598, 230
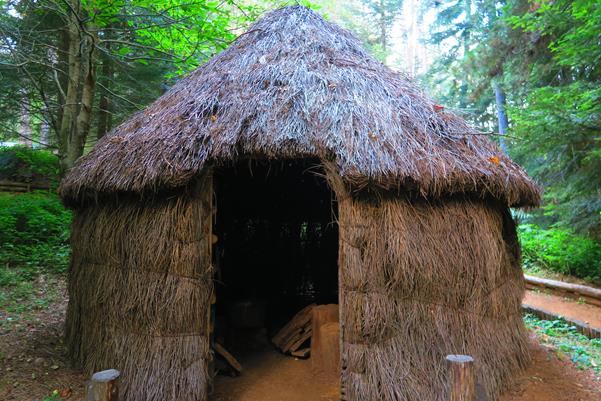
446, 355, 475, 401
85, 369, 120, 401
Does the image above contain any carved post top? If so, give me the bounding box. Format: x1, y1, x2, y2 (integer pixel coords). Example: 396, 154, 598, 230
91, 369, 120, 383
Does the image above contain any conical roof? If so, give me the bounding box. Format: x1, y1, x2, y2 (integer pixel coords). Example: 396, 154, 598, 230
59, 6, 540, 206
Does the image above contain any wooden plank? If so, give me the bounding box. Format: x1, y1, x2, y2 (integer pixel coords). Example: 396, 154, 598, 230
272, 304, 315, 348
524, 275, 601, 307
278, 327, 304, 351
272, 304, 314, 347
85, 369, 120, 401
285, 328, 312, 353
522, 304, 601, 339
446, 355, 475, 401
291, 348, 310, 358
214, 343, 243, 374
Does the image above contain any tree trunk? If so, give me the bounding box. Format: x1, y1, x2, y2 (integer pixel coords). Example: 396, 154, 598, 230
380, 17, 387, 52
71, 31, 96, 163
54, 26, 70, 139
96, 33, 113, 140
58, 1, 82, 171
58, 0, 96, 172
19, 97, 33, 147
494, 82, 509, 154
379, 0, 387, 52
459, 0, 472, 109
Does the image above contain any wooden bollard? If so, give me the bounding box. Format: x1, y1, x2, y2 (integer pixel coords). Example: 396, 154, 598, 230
85, 369, 120, 401
446, 355, 475, 401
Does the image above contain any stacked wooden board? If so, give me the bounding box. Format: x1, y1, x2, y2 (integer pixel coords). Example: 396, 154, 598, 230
271, 304, 315, 355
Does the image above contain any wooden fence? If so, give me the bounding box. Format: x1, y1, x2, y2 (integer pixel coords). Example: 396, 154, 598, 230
0, 180, 51, 193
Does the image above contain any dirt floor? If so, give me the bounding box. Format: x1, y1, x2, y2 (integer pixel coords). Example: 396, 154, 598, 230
524, 290, 601, 329
212, 348, 339, 401
501, 340, 601, 401
1, 279, 600, 401
211, 338, 601, 401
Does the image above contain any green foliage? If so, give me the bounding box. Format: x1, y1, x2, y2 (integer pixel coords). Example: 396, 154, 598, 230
505, 0, 601, 239
0, 0, 263, 161
426, 0, 601, 241
0, 146, 61, 187
0, 192, 71, 278
311, 0, 399, 61
518, 224, 601, 284
40, 390, 65, 401
524, 314, 601, 377
0, 191, 69, 317
87, 0, 260, 77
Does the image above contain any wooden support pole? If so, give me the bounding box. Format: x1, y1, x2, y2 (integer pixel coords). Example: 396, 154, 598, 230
85, 369, 120, 401
446, 355, 475, 401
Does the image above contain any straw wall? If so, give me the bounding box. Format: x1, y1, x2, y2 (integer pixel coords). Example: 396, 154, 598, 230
335, 185, 529, 401
65, 176, 213, 401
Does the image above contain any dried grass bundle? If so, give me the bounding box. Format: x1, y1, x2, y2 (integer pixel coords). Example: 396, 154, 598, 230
59, 6, 539, 208
329, 168, 528, 401
66, 177, 213, 401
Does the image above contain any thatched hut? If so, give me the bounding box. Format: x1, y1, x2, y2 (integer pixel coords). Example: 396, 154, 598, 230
59, 6, 540, 401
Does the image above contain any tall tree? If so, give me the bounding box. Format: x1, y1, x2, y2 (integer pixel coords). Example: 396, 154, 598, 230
359, 0, 403, 54
425, 0, 601, 239
0, 0, 257, 171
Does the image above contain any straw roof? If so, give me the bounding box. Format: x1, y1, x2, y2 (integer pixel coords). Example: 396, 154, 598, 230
59, 6, 540, 207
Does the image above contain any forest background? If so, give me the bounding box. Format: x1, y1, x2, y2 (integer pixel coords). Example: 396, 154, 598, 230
0, 0, 599, 287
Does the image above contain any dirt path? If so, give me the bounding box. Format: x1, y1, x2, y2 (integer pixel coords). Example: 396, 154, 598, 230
523, 290, 601, 329
501, 340, 601, 401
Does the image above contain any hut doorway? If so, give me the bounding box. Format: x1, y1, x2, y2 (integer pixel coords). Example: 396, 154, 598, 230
211, 158, 340, 399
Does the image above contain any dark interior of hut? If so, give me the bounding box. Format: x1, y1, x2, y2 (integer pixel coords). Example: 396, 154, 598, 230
211, 158, 339, 379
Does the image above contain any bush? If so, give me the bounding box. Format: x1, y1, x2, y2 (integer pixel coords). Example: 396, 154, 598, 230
0, 146, 61, 187
518, 224, 601, 283
0, 191, 71, 278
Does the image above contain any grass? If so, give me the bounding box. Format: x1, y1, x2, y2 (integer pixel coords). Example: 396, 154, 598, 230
0, 273, 60, 330
524, 313, 601, 379
0, 190, 71, 330
41, 390, 67, 401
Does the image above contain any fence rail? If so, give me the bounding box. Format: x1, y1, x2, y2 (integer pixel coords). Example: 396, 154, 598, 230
0, 180, 51, 192
524, 274, 601, 307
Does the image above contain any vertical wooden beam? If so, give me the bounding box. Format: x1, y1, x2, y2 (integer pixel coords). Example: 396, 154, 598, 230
446, 355, 475, 401
85, 369, 120, 401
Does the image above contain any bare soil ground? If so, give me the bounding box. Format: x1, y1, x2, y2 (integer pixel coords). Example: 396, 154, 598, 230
501, 340, 601, 401
1, 278, 599, 401
523, 290, 601, 329
0, 280, 85, 401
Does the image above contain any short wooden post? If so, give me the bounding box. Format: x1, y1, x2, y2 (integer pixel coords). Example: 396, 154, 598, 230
85, 369, 120, 401
446, 355, 475, 401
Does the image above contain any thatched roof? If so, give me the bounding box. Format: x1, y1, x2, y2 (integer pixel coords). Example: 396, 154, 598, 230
59, 6, 540, 207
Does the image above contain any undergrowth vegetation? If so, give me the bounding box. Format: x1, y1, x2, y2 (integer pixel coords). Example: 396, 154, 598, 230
518, 224, 601, 284
0, 191, 70, 314
0, 148, 70, 313
524, 314, 601, 379
0, 146, 61, 187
